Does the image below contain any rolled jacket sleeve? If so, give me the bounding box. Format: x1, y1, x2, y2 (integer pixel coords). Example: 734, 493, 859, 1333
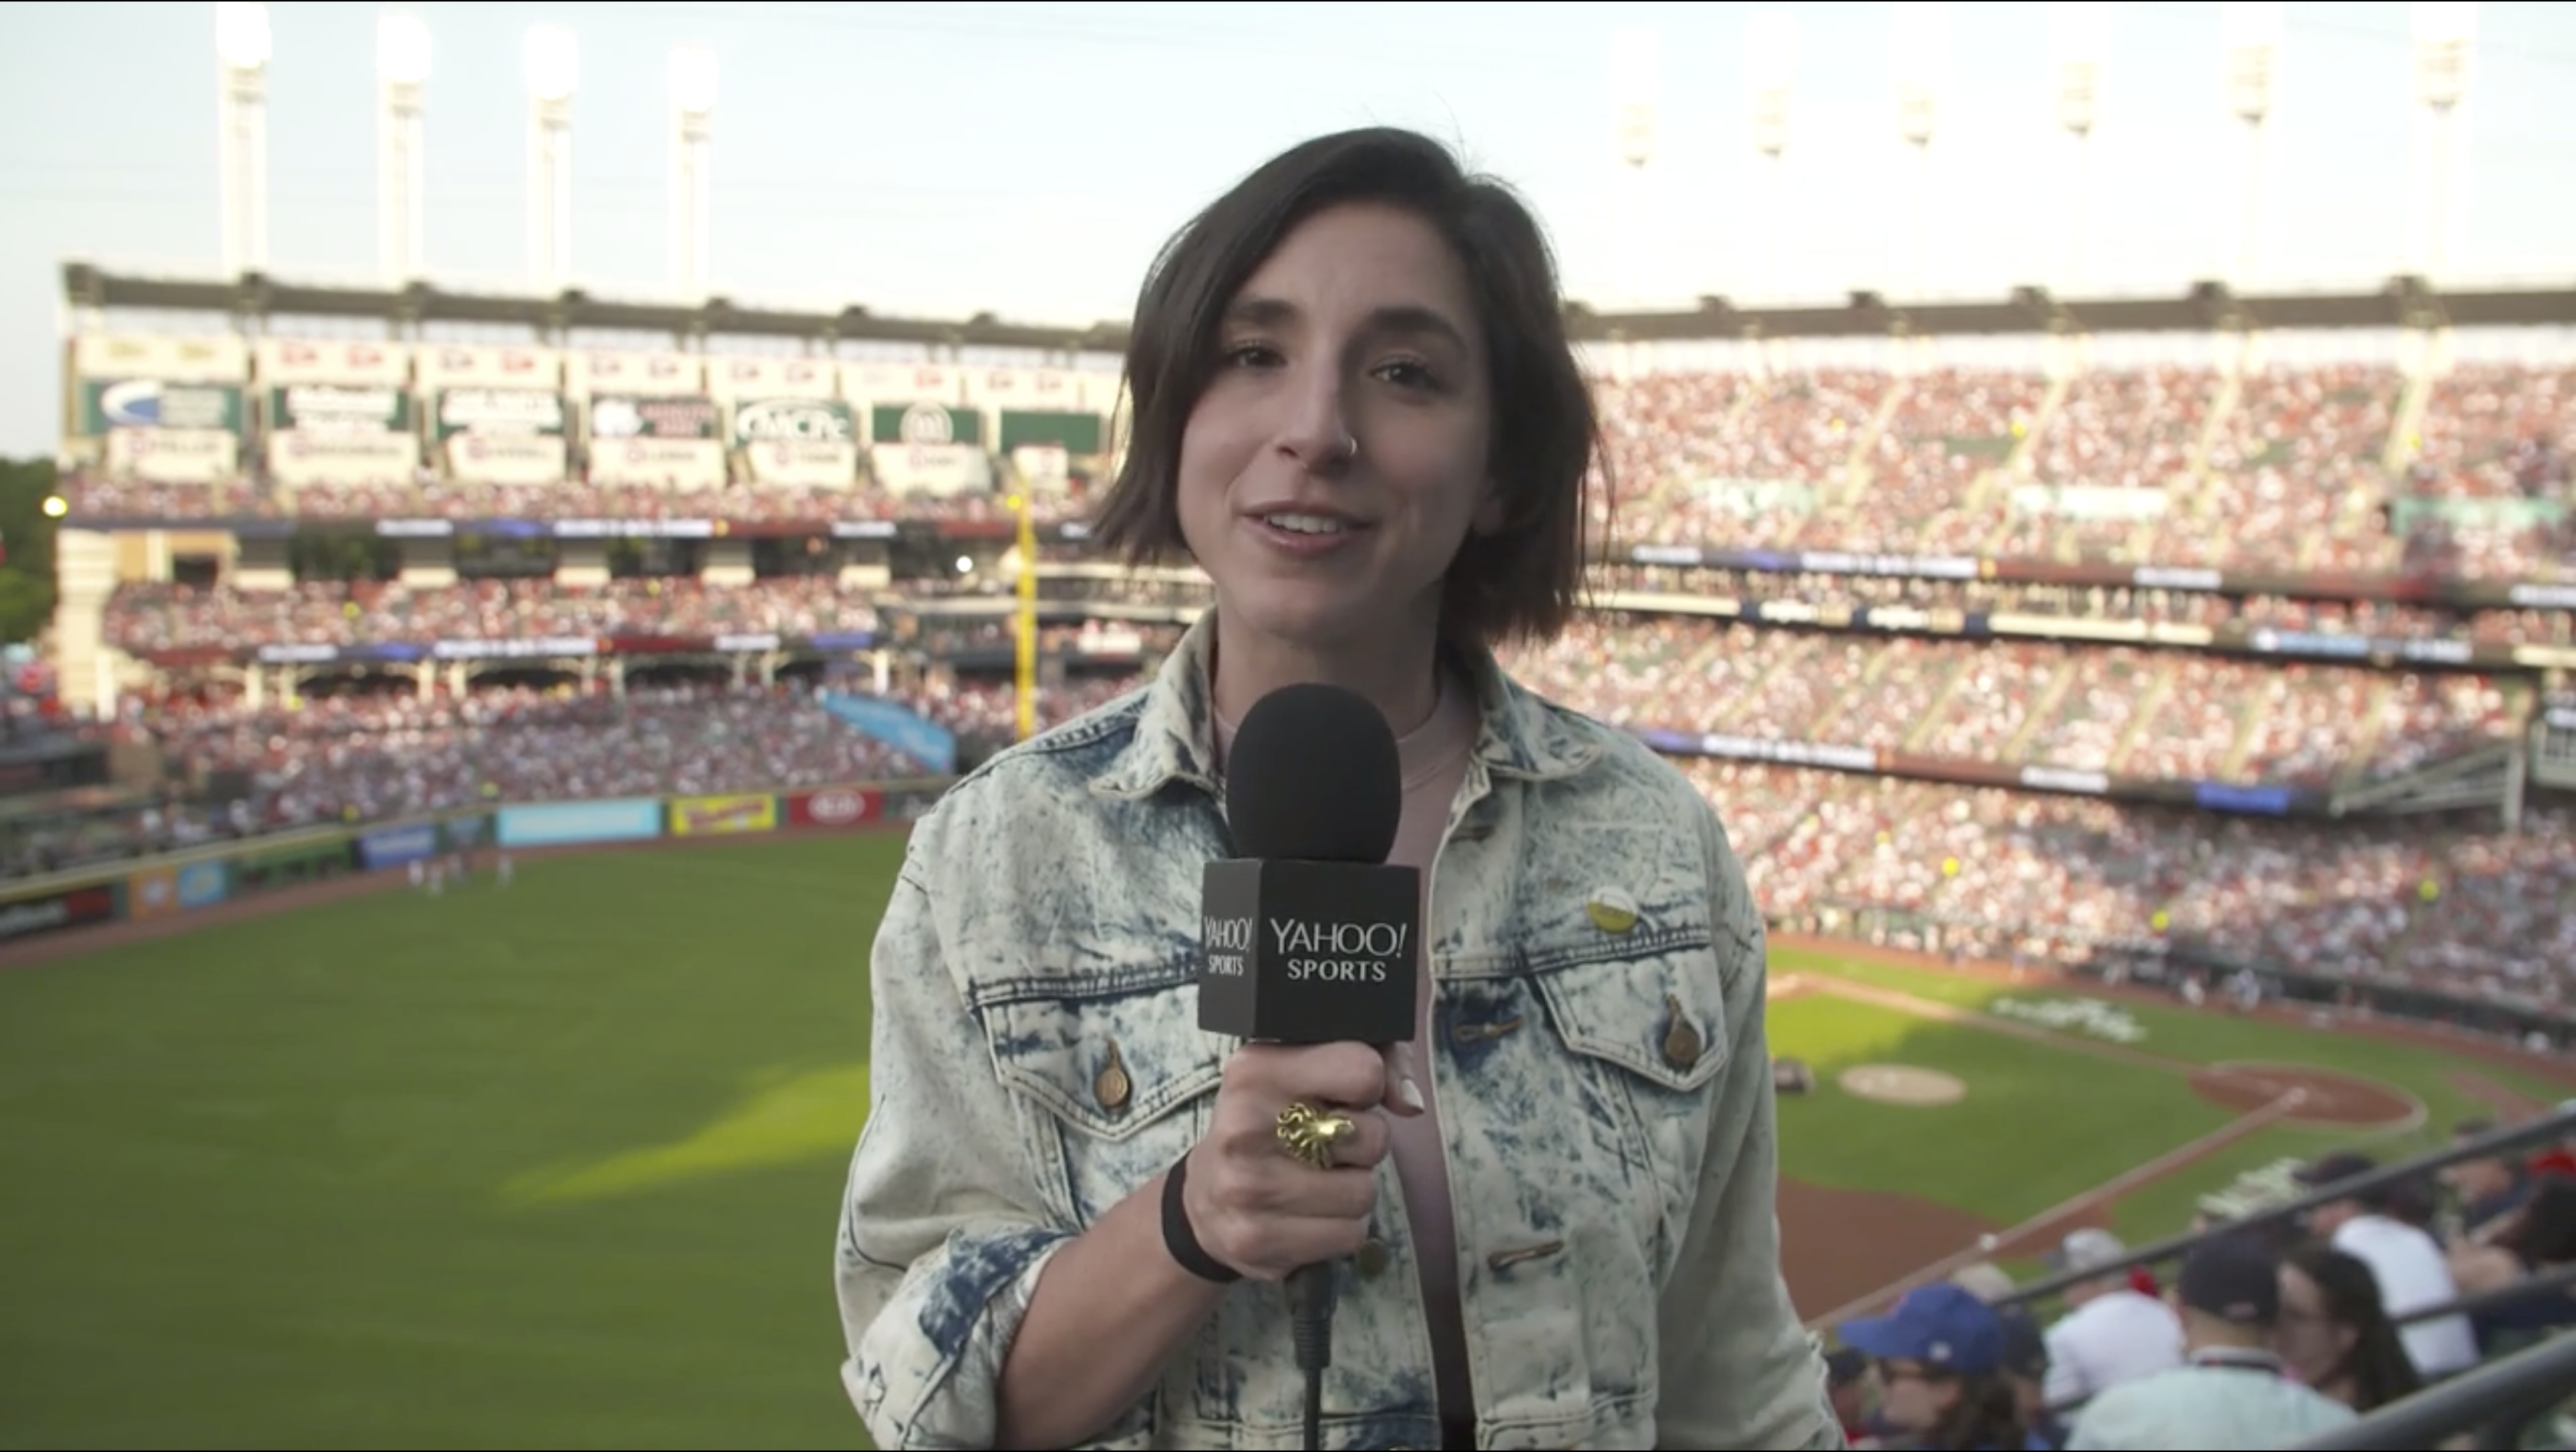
1652, 804, 1844, 1450
834, 827, 1072, 1451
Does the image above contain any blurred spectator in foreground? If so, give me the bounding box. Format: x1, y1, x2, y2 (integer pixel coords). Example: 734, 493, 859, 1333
2275, 1242, 2426, 1414
2064, 1238, 2355, 1450
2294, 1152, 2480, 1379
2039, 1229, 2183, 1411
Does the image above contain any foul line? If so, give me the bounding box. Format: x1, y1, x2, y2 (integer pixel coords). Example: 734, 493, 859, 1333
1802, 1089, 2308, 1330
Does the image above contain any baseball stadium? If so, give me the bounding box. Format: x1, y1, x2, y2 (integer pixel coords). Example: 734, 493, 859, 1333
5, 5, 2576, 1451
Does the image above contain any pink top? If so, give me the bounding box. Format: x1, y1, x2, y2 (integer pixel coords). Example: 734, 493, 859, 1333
1215, 669, 1482, 1424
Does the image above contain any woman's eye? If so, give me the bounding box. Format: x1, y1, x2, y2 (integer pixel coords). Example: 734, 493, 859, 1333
1224, 342, 1282, 369
1375, 359, 1441, 391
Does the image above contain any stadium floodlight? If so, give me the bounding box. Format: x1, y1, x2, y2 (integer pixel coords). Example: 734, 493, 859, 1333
669, 45, 718, 293
1889, 2, 1947, 298
2052, 2, 2111, 292
378, 12, 430, 285
215, 1, 271, 70
1746, 8, 1795, 301
1609, 26, 1659, 170
377, 11, 430, 86
2413, 2, 2475, 279
670, 44, 718, 115
213, 2, 270, 276
524, 25, 577, 289
2220, 0, 2284, 287
525, 24, 579, 102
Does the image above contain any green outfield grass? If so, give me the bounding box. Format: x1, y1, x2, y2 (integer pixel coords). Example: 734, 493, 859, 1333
0, 836, 2563, 1449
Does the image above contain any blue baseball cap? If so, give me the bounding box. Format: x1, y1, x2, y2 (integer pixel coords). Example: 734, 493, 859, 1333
1835, 1282, 2007, 1376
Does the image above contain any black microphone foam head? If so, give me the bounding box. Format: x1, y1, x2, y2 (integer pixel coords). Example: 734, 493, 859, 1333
1225, 682, 1403, 864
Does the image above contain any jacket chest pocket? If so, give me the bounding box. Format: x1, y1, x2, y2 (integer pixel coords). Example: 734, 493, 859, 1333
1529, 938, 1730, 1280
981, 972, 1224, 1228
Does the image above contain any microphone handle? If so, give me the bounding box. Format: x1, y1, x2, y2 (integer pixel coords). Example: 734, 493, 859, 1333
1286, 1258, 1339, 1452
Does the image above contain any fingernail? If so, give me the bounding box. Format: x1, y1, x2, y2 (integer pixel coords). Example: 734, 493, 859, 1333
1398, 1076, 1425, 1112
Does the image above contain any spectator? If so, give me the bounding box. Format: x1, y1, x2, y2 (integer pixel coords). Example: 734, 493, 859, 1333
2275, 1242, 2425, 1414
2440, 1117, 2534, 1242
2063, 1237, 2356, 1450
2293, 1151, 2481, 1379
1837, 1282, 2045, 1451
2039, 1229, 2184, 1411
1996, 1307, 2067, 1450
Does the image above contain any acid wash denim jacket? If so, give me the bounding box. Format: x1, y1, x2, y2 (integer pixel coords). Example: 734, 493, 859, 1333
835, 614, 1842, 1451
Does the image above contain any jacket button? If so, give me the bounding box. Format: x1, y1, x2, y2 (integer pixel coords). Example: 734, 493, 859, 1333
1355, 1237, 1391, 1279
1661, 993, 1703, 1072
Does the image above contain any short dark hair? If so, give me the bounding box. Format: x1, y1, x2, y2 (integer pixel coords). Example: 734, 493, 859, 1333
1090, 126, 1602, 649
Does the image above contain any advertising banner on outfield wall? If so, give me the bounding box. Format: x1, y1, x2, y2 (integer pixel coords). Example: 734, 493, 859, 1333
785, 787, 884, 829
357, 822, 442, 871
496, 798, 664, 849
176, 859, 230, 910
0, 885, 117, 942
127, 867, 179, 922
669, 794, 778, 836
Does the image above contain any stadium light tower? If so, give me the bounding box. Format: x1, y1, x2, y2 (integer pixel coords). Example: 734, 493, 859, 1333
1608, 25, 1660, 307
2051, 2, 2110, 293
1746, 9, 1795, 301
2220, 0, 2284, 288
1890, 2, 1947, 299
669, 44, 718, 294
2413, 2, 2475, 281
213, 1, 271, 276
524, 24, 579, 291
378, 12, 431, 285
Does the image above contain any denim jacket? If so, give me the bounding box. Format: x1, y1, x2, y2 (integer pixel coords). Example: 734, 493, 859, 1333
834, 614, 1841, 1450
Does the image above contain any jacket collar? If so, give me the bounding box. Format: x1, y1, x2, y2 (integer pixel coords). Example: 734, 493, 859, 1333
1086, 610, 1602, 802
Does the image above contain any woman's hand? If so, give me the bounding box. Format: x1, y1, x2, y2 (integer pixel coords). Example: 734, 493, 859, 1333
1179, 1040, 1424, 1282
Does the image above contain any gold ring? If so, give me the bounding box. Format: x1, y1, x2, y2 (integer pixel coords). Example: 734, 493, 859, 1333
1275, 1100, 1357, 1170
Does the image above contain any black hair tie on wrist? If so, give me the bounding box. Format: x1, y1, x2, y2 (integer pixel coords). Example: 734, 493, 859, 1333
1162, 1152, 1243, 1284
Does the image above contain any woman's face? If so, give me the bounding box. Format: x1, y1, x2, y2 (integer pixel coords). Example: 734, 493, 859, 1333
1875, 1360, 1957, 1433
2275, 1264, 2356, 1389
1175, 201, 1500, 662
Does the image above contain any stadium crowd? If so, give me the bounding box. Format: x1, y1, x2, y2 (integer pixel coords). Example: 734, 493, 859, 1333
58, 360, 2576, 578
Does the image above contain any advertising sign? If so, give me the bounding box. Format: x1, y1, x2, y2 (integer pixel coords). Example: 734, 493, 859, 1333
817, 693, 958, 774
79, 379, 246, 435
495, 798, 664, 848
269, 431, 418, 488
176, 859, 230, 908
127, 867, 179, 922
0, 885, 118, 942
733, 396, 858, 488
106, 429, 239, 485
270, 384, 414, 432
435, 388, 565, 439
669, 794, 778, 836
786, 787, 883, 829
356, 821, 442, 872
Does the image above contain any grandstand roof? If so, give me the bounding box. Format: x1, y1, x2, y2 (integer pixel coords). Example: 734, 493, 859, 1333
59, 262, 2576, 353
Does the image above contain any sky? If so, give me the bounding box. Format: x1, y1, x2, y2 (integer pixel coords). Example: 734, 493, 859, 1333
1, 0, 2572, 456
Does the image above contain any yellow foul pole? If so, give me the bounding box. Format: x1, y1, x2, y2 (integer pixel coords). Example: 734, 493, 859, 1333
1012, 492, 1038, 741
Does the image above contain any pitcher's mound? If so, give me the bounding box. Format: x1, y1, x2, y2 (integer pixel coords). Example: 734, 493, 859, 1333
1839, 1064, 1967, 1106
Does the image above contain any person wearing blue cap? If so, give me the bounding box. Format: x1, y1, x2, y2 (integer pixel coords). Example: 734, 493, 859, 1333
2062, 1237, 2358, 1450
1837, 1282, 2048, 1450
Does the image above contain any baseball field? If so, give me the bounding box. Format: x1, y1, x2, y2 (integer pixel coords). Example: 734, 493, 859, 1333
2, 829, 2568, 1450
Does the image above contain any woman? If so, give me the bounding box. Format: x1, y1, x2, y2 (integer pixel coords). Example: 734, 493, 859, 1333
2275, 1242, 2424, 1414
832, 127, 1836, 1451
1835, 1283, 2045, 1450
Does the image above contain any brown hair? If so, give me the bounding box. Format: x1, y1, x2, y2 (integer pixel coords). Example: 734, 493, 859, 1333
1089, 126, 1602, 649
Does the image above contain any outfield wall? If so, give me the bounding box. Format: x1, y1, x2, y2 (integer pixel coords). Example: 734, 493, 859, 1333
0, 778, 957, 951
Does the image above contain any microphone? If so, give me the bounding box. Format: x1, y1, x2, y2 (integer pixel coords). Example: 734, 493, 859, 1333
1199, 682, 1421, 1452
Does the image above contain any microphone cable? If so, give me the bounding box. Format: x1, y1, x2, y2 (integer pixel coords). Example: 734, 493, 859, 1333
1286, 1262, 1336, 1452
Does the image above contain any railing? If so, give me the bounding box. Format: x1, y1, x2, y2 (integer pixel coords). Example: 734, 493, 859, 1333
2282, 1331, 2576, 1450
0, 776, 958, 958
1992, 1105, 2576, 1311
